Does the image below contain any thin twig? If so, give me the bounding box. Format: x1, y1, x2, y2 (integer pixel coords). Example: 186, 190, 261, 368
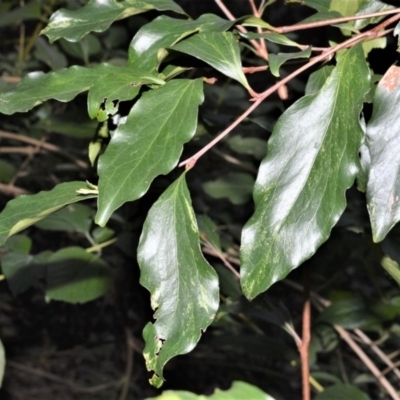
0, 183, 29, 196
299, 266, 311, 400
118, 328, 134, 400
7, 361, 116, 394
180, 14, 400, 169
272, 7, 400, 34
0, 130, 88, 169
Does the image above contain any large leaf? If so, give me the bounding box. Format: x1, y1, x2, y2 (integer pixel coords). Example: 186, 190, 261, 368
0, 182, 97, 246
95, 78, 203, 226
364, 65, 400, 242
146, 381, 276, 400
45, 247, 112, 303
128, 14, 233, 71
41, 0, 185, 43
314, 383, 369, 400
171, 32, 250, 89
137, 174, 219, 387
240, 45, 370, 299
0, 64, 162, 117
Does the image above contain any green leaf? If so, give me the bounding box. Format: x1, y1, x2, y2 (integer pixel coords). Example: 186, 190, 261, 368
146, 381, 276, 400
241, 31, 301, 48
314, 383, 369, 400
45, 247, 112, 303
319, 298, 378, 329
0, 339, 4, 388
240, 45, 370, 299
41, 0, 185, 43
34, 37, 68, 70
0, 160, 17, 184
0, 1, 41, 27
300, 0, 330, 12
365, 66, 400, 242
227, 135, 267, 160
395, 22, 400, 48
305, 65, 334, 95
203, 172, 255, 205
381, 256, 400, 287
269, 47, 312, 77
0, 181, 97, 246
171, 32, 250, 89
95, 79, 203, 226
197, 215, 221, 251
138, 174, 219, 387
35, 203, 93, 234
87, 68, 164, 121
329, 0, 362, 16
0, 64, 162, 117
354, 0, 394, 30
1, 250, 50, 296
128, 14, 233, 71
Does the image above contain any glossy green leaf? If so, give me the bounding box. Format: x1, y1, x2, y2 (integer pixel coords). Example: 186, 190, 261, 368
314, 383, 369, 400
87, 68, 164, 121
172, 32, 250, 89
45, 247, 112, 303
95, 78, 203, 226
240, 45, 370, 299
269, 47, 312, 77
241, 31, 301, 48
128, 14, 233, 71
146, 381, 275, 399
0, 182, 97, 246
354, 0, 394, 30
364, 66, 400, 242
138, 174, 219, 387
41, 0, 185, 43
35, 203, 93, 234
0, 339, 4, 388
203, 172, 255, 205
0, 64, 161, 117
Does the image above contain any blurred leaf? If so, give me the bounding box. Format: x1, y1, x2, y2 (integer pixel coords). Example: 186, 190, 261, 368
314, 383, 369, 400
34, 37, 68, 70
203, 172, 255, 205
0, 1, 41, 27
395, 22, 400, 47
35, 114, 97, 138
147, 381, 275, 399
0, 160, 16, 183
128, 14, 233, 71
138, 174, 219, 387
239, 15, 275, 30
214, 264, 241, 299
59, 34, 102, 63
45, 247, 112, 303
381, 256, 400, 287
300, 0, 330, 12
92, 226, 115, 243
0, 339, 4, 388
0, 63, 162, 116
319, 298, 378, 329
197, 215, 221, 251
240, 46, 370, 299
0, 182, 97, 246
96, 78, 203, 226
365, 66, 400, 242
41, 0, 185, 43
269, 47, 312, 77
35, 203, 93, 234
329, 0, 362, 16
172, 32, 250, 89
1, 250, 50, 296
362, 37, 386, 57
0, 235, 32, 254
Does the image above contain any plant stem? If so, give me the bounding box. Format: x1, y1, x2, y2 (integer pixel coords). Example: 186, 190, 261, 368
180, 12, 400, 168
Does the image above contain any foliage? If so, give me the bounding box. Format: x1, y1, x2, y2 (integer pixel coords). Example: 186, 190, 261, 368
1, 0, 400, 399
